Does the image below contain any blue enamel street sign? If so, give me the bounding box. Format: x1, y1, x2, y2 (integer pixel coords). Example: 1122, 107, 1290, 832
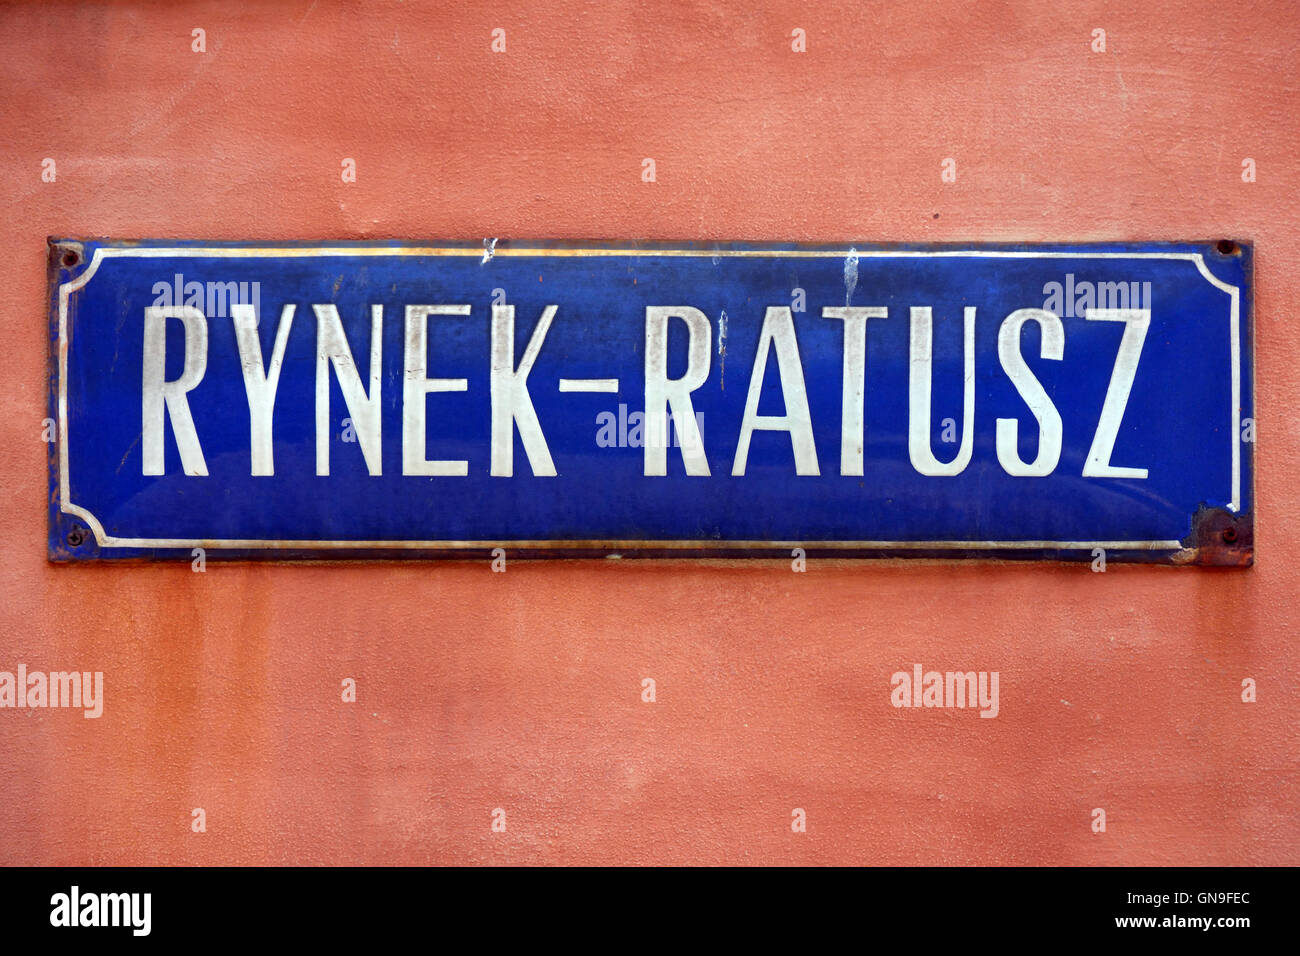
47, 240, 1253, 564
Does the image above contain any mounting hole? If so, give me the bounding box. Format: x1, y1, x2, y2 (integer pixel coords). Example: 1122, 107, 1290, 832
1216, 240, 1237, 256
1221, 527, 1238, 544
60, 249, 80, 269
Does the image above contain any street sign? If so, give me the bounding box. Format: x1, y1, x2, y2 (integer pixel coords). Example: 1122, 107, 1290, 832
48, 240, 1253, 564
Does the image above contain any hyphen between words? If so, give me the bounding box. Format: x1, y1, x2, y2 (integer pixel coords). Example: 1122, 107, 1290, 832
142, 302, 1152, 479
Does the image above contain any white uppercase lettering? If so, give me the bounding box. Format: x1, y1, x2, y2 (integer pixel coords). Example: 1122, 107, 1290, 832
908, 305, 975, 476
491, 304, 557, 477
644, 306, 711, 476
315, 304, 383, 476
822, 306, 887, 476
733, 306, 819, 476
232, 303, 294, 476
142, 305, 209, 476
135, 289, 1160, 486
403, 305, 471, 476
996, 308, 1064, 477
1083, 308, 1150, 478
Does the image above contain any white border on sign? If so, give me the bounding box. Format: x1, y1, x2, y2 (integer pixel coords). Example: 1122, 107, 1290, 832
56, 245, 1242, 552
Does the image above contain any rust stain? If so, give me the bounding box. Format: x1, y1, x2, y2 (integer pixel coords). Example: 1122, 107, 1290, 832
1174, 506, 1254, 567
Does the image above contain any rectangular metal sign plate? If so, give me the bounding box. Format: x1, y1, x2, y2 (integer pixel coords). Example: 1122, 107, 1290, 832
48, 240, 1253, 564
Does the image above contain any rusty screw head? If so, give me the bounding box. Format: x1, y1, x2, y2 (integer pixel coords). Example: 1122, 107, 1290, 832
1221, 527, 1238, 544
66, 527, 85, 547
60, 249, 80, 269
1216, 240, 1237, 256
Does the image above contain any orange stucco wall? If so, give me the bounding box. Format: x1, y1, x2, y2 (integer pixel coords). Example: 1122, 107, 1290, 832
2, 1, 1296, 865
